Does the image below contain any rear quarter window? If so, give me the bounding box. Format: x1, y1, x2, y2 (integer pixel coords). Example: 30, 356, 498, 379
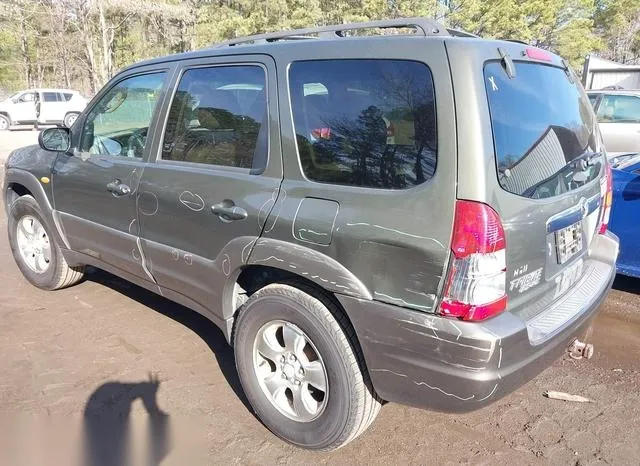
289, 59, 437, 189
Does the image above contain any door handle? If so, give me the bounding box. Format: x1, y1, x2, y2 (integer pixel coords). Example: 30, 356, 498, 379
211, 201, 248, 222
106, 179, 131, 196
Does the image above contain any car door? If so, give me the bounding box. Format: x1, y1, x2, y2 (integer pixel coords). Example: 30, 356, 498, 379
137, 55, 282, 316
52, 67, 172, 280
39, 91, 63, 123
10, 91, 37, 123
39, 91, 68, 122
596, 93, 640, 153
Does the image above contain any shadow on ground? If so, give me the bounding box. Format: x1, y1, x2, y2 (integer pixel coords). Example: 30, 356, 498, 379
613, 274, 640, 294
84, 375, 170, 466
84, 267, 250, 411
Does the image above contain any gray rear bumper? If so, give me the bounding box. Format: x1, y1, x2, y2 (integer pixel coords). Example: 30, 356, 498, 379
339, 232, 618, 412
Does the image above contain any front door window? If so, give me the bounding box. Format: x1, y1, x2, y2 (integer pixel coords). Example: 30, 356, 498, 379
80, 73, 166, 158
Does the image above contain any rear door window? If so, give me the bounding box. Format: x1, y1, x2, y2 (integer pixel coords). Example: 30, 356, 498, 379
161, 65, 267, 170
42, 92, 59, 102
596, 94, 640, 123
485, 62, 601, 199
289, 59, 437, 189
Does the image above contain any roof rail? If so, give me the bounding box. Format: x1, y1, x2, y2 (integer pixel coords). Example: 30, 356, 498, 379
214, 17, 449, 48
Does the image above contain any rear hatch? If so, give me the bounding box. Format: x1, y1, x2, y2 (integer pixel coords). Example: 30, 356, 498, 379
483, 54, 609, 327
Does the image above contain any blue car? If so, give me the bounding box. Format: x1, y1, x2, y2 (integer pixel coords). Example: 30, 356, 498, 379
609, 153, 640, 277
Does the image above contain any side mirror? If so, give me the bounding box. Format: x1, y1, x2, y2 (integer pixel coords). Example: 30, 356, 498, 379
38, 127, 71, 152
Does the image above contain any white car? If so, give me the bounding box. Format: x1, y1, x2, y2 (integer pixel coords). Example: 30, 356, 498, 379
0, 89, 87, 131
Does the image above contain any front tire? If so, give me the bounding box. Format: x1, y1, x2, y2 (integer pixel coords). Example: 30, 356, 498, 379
8, 195, 84, 290
234, 283, 381, 450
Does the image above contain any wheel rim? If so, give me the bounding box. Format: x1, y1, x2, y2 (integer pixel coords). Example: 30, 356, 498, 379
66, 114, 77, 127
253, 320, 329, 422
16, 215, 51, 274
0, 117, 8, 130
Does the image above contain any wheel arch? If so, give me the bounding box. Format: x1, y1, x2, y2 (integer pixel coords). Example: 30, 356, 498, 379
219, 238, 372, 346
218, 237, 371, 323
4, 168, 68, 249
243, 238, 371, 300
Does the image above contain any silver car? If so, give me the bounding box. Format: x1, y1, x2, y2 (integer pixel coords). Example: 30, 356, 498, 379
588, 89, 640, 154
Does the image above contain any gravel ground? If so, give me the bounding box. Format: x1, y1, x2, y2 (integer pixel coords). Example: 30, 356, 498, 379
1, 134, 639, 465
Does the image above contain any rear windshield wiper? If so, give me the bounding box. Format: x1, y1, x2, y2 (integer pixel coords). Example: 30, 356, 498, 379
609, 152, 640, 169
568, 151, 604, 170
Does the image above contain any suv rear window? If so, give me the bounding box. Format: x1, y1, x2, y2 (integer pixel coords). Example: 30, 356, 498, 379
485, 62, 600, 199
289, 59, 437, 189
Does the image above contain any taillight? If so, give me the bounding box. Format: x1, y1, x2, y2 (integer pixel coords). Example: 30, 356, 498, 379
439, 200, 507, 321
599, 162, 613, 234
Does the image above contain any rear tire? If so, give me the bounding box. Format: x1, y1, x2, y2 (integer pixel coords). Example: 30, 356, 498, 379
63, 112, 79, 128
0, 114, 9, 131
8, 195, 84, 290
233, 283, 381, 450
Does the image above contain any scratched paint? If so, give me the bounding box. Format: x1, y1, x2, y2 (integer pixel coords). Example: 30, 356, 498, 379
344, 222, 446, 249
222, 254, 231, 277
137, 191, 159, 216
263, 189, 286, 233
291, 197, 337, 246
257, 188, 278, 230
179, 191, 206, 212
371, 369, 475, 401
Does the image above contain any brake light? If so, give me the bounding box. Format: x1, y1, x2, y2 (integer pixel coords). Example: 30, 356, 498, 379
440, 201, 507, 321
312, 127, 331, 139
599, 162, 613, 234
525, 47, 552, 62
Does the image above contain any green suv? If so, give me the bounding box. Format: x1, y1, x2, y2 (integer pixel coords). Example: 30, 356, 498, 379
3, 18, 619, 450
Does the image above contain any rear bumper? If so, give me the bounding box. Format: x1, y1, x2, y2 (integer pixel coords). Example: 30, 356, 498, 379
339, 232, 618, 412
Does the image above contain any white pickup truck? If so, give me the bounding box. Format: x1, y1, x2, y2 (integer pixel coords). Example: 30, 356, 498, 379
0, 89, 87, 130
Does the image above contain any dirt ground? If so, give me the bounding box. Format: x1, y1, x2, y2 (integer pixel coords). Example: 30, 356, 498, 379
1, 135, 640, 465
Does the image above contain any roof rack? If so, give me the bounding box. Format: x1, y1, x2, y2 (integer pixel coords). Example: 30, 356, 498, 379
215, 17, 451, 48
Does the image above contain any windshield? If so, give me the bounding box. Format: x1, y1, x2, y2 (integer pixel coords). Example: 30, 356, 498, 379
485, 61, 601, 199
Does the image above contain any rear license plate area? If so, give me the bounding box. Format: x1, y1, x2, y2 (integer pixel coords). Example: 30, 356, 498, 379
555, 221, 583, 264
